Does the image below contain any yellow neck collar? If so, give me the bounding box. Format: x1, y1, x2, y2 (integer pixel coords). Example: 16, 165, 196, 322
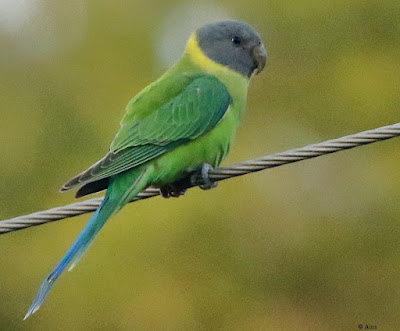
185, 34, 231, 75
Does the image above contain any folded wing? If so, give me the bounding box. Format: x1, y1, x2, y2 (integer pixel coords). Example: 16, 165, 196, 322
61, 75, 232, 195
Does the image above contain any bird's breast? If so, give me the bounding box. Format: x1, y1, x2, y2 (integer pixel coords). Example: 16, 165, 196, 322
149, 108, 239, 186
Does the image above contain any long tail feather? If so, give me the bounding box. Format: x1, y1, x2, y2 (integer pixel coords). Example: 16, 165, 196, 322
24, 168, 149, 320
23, 197, 113, 320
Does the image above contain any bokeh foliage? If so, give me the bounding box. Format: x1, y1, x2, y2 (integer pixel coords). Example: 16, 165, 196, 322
1, 0, 400, 329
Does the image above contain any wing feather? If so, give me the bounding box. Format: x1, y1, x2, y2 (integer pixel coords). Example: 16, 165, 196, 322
61, 75, 231, 192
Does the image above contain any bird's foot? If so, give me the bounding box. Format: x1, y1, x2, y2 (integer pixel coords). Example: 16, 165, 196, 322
160, 185, 187, 198
191, 163, 218, 190
160, 164, 217, 197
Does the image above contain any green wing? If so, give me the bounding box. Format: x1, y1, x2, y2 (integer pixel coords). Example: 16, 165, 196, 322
62, 74, 232, 192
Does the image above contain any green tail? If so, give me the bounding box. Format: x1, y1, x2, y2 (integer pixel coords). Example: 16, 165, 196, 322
24, 168, 149, 320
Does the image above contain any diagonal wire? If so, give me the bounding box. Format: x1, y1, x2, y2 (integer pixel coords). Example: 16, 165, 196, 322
1, 122, 399, 234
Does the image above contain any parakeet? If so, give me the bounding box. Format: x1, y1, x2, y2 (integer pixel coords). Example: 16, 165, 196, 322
24, 20, 267, 319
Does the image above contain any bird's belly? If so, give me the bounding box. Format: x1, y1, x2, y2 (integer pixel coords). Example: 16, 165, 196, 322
149, 113, 237, 186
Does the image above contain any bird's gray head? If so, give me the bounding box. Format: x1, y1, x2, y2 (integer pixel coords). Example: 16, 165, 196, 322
196, 20, 267, 78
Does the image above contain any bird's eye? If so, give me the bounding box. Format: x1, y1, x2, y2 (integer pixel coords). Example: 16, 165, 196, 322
231, 36, 242, 45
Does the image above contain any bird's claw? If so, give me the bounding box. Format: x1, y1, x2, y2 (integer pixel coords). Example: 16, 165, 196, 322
191, 163, 218, 190
160, 185, 187, 198
161, 164, 217, 197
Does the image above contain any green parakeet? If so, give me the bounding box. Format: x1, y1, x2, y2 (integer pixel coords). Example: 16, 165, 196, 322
24, 20, 267, 319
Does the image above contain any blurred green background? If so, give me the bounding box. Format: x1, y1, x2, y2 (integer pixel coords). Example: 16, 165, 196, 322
1, 0, 400, 330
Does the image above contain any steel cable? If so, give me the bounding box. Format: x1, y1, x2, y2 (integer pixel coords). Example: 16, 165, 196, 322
1, 122, 399, 234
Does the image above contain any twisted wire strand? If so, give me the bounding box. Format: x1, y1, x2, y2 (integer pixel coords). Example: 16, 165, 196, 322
1, 122, 399, 234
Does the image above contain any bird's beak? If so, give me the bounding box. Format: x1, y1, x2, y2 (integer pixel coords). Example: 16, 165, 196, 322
252, 43, 267, 75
